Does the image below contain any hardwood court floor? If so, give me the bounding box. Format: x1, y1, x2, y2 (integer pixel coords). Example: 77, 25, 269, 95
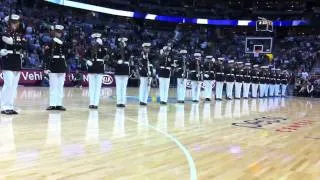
0, 87, 319, 180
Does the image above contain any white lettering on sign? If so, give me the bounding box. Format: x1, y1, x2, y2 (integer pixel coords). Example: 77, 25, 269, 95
102, 74, 113, 85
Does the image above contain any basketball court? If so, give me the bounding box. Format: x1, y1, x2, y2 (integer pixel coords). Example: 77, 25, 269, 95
0, 87, 319, 179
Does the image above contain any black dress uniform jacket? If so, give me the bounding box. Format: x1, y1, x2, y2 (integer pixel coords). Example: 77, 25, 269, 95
244, 69, 251, 83
138, 52, 155, 77
214, 63, 225, 81
251, 70, 259, 84
85, 46, 107, 74
203, 61, 215, 80
158, 54, 173, 78
275, 73, 281, 84
1, 31, 25, 71
224, 65, 235, 82
173, 56, 189, 79
235, 67, 244, 82
188, 60, 203, 81
271, 73, 277, 85
44, 38, 68, 73
113, 47, 131, 76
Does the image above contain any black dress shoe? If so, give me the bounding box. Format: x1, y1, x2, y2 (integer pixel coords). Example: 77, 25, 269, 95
116, 104, 125, 108
93, 106, 98, 109
56, 106, 66, 111
227, 98, 233, 100
192, 100, 199, 103
1, 110, 12, 115
215, 98, 222, 101
205, 98, 211, 102
10, 110, 18, 115
160, 101, 167, 105
89, 105, 94, 109
46, 106, 56, 110
177, 100, 184, 104
139, 102, 147, 106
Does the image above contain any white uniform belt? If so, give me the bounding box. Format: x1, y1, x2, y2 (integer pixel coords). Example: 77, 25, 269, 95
6, 50, 20, 55
205, 71, 214, 73
95, 59, 104, 62
227, 74, 234, 76
53, 55, 65, 59
277, 79, 281, 80
244, 75, 250, 77
160, 66, 171, 70
118, 61, 129, 65
236, 75, 243, 77
216, 72, 224, 75
190, 70, 198, 72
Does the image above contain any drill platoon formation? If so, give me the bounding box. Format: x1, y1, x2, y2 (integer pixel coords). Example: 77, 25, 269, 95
0, 14, 290, 115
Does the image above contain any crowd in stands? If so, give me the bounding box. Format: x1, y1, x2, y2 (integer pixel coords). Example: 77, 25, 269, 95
1, 0, 320, 97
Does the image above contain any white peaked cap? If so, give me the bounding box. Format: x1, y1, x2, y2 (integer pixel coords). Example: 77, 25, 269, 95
4, 14, 20, 22
118, 37, 128, 42
253, 64, 259, 67
236, 61, 243, 64
228, 60, 234, 63
245, 63, 251, 66
194, 53, 201, 57
91, 33, 102, 38
205, 55, 213, 59
55, 25, 64, 30
142, 42, 151, 47
180, 50, 187, 54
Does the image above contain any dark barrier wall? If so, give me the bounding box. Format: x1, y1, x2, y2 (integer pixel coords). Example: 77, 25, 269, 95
0, 70, 116, 87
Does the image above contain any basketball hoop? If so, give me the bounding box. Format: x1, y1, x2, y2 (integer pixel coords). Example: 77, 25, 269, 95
254, 50, 260, 57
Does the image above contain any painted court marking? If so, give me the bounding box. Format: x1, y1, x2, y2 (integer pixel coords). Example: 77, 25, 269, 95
107, 112, 198, 180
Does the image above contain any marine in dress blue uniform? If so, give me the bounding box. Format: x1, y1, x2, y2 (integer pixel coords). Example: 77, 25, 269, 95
188, 53, 203, 102
275, 68, 281, 97
214, 58, 225, 100
224, 60, 235, 100
234, 62, 244, 99
157, 46, 174, 105
251, 65, 260, 98
259, 66, 267, 98
203, 56, 215, 102
138, 42, 154, 106
269, 68, 277, 97
85, 33, 108, 109
44, 24, 68, 111
173, 49, 189, 103
242, 63, 252, 98
113, 37, 131, 108
0, 14, 25, 115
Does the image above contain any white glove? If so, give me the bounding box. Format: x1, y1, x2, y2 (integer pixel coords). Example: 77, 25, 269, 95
53, 37, 63, 45
2, 36, 13, 45
118, 60, 123, 64
96, 38, 103, 45
44, 70, 51, 74
204, 74, 209, 78
0, 49, 8, 56
86, 60, 93, 66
